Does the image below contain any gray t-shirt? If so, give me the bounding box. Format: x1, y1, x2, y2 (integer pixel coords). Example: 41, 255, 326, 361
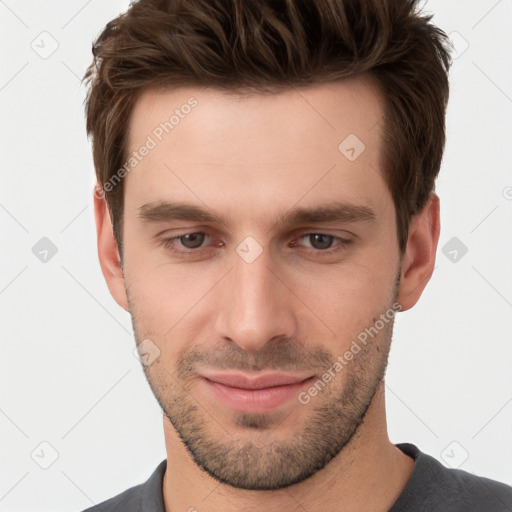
80, 443, 512, 511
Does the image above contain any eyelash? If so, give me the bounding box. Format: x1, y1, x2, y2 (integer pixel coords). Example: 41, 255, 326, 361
160, 231, 353, 257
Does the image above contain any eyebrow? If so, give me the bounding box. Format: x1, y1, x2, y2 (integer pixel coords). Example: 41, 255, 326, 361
138, 200, 377, 228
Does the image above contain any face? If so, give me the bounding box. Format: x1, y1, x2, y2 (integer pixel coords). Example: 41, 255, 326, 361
118, 78, 403, 490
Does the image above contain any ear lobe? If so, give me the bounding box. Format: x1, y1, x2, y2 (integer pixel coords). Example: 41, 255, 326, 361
396, 192, 440, 312
94, 186, 129, 311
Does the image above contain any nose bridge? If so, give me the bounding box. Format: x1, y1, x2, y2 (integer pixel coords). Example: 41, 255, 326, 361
215, 243, 296, 352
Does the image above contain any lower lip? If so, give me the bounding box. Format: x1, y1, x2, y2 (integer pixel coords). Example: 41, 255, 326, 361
201, 377, 313, 414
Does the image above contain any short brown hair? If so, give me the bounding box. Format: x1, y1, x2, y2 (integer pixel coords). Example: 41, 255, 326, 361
83, 0, 452, 256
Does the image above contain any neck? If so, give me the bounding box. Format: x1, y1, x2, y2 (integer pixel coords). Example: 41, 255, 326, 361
162, 382, 414, 512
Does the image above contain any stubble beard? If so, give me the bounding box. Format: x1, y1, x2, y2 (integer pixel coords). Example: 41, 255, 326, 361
128, 276, 399, 490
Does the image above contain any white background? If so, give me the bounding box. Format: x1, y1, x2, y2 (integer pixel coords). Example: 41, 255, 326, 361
1, 1, 511, 511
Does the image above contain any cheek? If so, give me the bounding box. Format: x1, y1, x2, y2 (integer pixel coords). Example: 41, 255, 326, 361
124, 255, 220, 337
296, 261, 396, 341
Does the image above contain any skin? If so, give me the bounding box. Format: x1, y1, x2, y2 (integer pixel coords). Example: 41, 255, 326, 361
95, 76, 440, 511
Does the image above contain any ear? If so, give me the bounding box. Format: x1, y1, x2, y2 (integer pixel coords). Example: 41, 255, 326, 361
396, 192, 440, 311
94, 186, 129, 311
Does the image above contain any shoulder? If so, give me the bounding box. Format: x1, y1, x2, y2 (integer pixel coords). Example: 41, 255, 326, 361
80, 484, 143, 512
430, 463, 512, 510
78, 459, 167, 512
393, 443, 512, 511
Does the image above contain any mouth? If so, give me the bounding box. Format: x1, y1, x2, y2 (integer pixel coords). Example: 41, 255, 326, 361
199, 371, 315, 414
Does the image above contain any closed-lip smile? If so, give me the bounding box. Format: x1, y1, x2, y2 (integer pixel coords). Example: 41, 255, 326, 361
199, 371, 315, 414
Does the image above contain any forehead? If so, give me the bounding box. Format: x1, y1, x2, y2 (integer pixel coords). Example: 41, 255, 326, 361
125, 77, 389, 222
128, 76, 384, 154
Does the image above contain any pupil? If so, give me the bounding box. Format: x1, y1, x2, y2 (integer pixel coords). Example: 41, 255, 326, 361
311, 234, 333, 250
182, 233, 204, 249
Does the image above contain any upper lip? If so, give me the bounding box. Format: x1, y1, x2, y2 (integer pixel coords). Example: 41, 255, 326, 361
201, 372, 313, 390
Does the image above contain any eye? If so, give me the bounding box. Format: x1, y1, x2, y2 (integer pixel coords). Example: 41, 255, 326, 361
160, 231, 352, 258
301, 234, 335, 250
175, 232, 207, 249
293, 233, 353, 254
162, 231, 213, 253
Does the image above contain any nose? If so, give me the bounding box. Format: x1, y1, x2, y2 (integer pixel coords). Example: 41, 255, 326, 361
214, 243, 298, 353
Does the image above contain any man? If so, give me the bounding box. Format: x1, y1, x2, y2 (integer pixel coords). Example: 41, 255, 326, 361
81, 0, 512, 510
